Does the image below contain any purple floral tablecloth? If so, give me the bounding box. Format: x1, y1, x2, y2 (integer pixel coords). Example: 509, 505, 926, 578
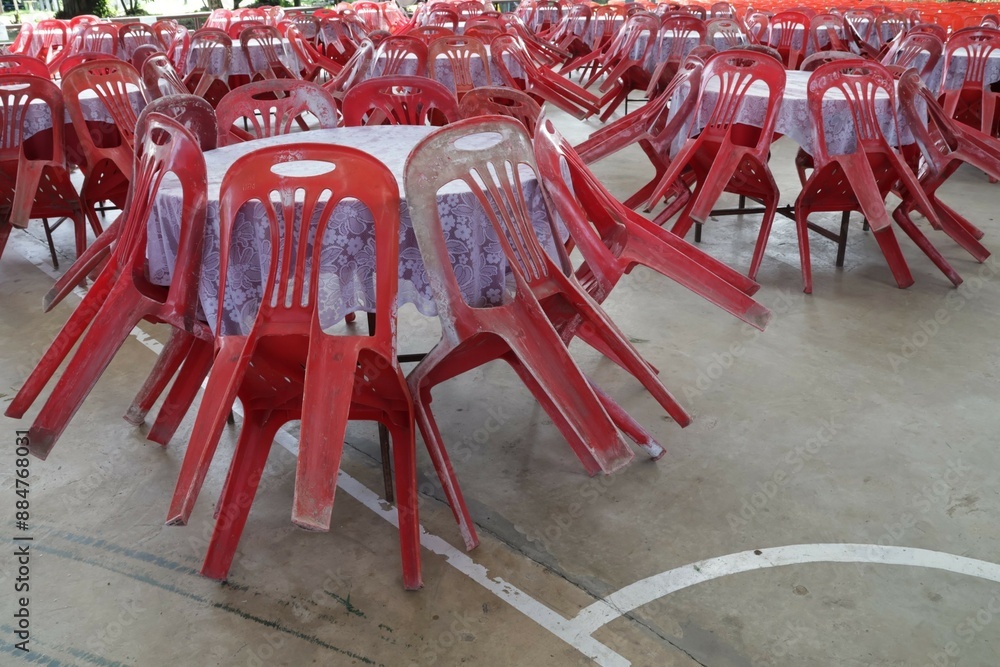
146, 125, 561, 336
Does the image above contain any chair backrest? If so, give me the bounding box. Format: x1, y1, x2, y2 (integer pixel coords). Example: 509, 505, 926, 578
800, 50, 865, 71
806, 58, 896, 163
458, 0, 486, 19
692, 50, 786, 155
319, 16, 360, 64
766, 10, 809, 67
373, 35, 429, 78
427, 35, 490, 98
115, 112, 208, 322
873, 12, 907, 46
681, 4, 708, 20
342, 75, 460, 126
660, 16, 708, 64
744, 11, 769, 43
0, 76, 67, 165
843, 8, 875, 42
324, 38, 376, 98
62, 59, 147, 168
78, 22, 120, 55
35, 20, 69, 65
131, 44, 160, 71
142, 53, 189, 99
240, 24, 294, 79
136, 94, 219, 151
942, 28, 1000, 89
458, 86, 542, 134
217, 142, 401, 344
287, 13, 320, 40
882, 31, 943, 78
810, 14, 850, 52
909, 23, 948, 41
728, 42, 782, 62
56, 51, 111, 80
204, 8, 233, 31
119, 22, 158, 59
707, 18, 747, 48
404, 116, 569, 317
354, 1, 388, 31
227, 19, 266, 39
216, 78, 339, 145
9, 24, 34, 56
424, 6, 460, 31
929, 11, 964, 36
0, 55, 51, 79
710, 2, 734, 19
190, 28, 234, 77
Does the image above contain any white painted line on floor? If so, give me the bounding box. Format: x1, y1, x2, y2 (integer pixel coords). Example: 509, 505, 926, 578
15, 234, 1000, 667
563, 543, 1000, 646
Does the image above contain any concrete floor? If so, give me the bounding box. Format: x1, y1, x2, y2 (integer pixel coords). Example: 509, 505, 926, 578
2, 107, 1000, 667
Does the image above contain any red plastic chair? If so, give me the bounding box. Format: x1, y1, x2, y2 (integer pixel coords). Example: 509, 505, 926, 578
8, 23, 33, 56
322, 38, 376, 104
647, 15, 706, 99
881, 31, 943, 81
873, 12, 907, 49
458, 86, 542, 134
318, 16, 360, 65
794, 60, 965, 294
5, 114, 210, 460
939, 29, 1000, 137
216, 78, 339, 146
427, 35, 490, 99
910, 23, 948, 42
77, 22, 120, 56
930, 11, 965, 37
424, 6, 460, 31
0, 55, 51, 79
240, 24, 297, 81
185, 29, 233, 107
531, 0, 564, 35
142, 52, 188, 99
546, 3, 593, 62
372, 34, 428, 78
119, 22, 159, 60
355, 0, 388, 31
534, 113, 770, 332
502, 14, 573, 68
404, 117, 666, 549
286, 25, 343, 83
342, 74, 459, 126
165, 143, 421, 590
35, 19, 69, 67
458, 0, 486, 19
581, 12, 659, 113
0, 76, 87, 268
491, 34, 600, 120
809, 14, 851, 53
644, 51, 785, 280
44, 94, 219, 314
895, 68, 997, 260
707, 17, 748, 48
153, 19, 189, 66
577, 56, 704, 212
130, 44, 159, 71
765, 10, 809, 68
62, 59, 147, 237
843, 8, 876, 45
744, 11, 769, 44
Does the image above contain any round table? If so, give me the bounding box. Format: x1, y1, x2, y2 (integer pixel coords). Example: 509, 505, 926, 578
146, 125, 559, 336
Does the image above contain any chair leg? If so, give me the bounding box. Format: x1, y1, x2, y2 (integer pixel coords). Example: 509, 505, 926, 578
386, 413, 422, 591
588, 379, 665, 460
835, 211, 850, 268
146, 337, 216, 446
411, 389, 480, 551
124, 330, 195, 426
892, 206, 963, 287
795, 206, 814, 294
200, 408, 285, 581
41, 218, 58, 269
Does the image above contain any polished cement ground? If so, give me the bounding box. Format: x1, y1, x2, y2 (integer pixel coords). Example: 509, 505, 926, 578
2, 107, 999, 667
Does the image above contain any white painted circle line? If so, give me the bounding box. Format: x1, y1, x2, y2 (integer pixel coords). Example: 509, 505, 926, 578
567, 543, 1000, 640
